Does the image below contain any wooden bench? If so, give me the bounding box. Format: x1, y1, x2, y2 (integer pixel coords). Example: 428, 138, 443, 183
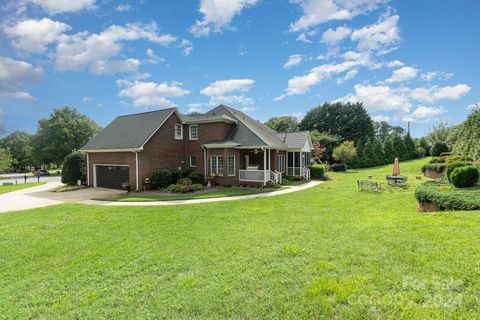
357, 179, 382, 192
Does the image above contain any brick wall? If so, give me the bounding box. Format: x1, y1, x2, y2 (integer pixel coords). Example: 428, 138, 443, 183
87, 152, 136, 188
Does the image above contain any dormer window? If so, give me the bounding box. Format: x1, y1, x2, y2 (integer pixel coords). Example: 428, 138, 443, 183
174, 124, 183, 140
189, 125, 198, 140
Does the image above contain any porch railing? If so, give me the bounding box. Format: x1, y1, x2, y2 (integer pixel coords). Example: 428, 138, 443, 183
239, 170, 268, 182
239, 170, 283, 184
287, 167, 311, 180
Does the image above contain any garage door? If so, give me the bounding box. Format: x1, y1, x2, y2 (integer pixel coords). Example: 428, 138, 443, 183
95, 165, 129, 189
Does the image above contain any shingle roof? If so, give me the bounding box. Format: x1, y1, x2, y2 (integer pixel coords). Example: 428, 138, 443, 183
182, 113, 236, 124
275, 131, 311, 149
205, 105, 287, 148
81, 108, 175, 151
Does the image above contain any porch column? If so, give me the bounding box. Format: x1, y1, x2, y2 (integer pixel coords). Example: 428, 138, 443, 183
263, 148, 267, 186
286, 152, 289, 175
268, 149, 271, 171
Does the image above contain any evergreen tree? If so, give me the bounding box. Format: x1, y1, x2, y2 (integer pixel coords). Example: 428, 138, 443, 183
364, 141, 378, 167
392, 135, 407, 160
352, 140, 366, 168
373, 139, 386, 165
403, 133, 417, 159
383, 138, 396, 164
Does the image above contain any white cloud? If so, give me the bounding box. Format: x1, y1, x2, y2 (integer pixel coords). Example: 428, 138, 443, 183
341, 84, 412, 114
145, 48, 165, 64
3, 18, 71, 54
55, 22, 176, 74
28, 0, 96, 14
385, 60, 404, 68
403, 106, 446, 123
90, 59, 140, 75
321, 26, 351, 45
386, 66, 418, 83
420, 71, 453, 82
117, 80, 190, 107
338, 83, 471, 115
350, 14, 400, 53
372, 115, 390, 122
115, 4, 131, 12
277, 51, 376, 99
289, 0, 384, 32
179, 39, 193, 56
201, 79, 255, 106
336, 69, 358, 84
283, 54, 304, 69
409, 84, 471, 103
0, 56, 43, 101
187, 103, 204, 113
190, 0, 258, 36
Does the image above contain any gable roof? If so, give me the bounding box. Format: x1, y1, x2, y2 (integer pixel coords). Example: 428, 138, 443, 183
205, 105, 287, 148
81, 108, 176, 151
275, 131, 312, 150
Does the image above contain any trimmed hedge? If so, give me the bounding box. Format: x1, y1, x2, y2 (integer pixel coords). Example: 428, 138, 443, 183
331, 163, 347, 172
450, 166, 479, 188
431, 142, 449, 157
429, 157, 445, 164
446, 161, 471, 182
151, 168, 204, 189
310, 164, 326, 179
61, 151, 86, 185
415, 179, 480, 211
421, 163, 446, 173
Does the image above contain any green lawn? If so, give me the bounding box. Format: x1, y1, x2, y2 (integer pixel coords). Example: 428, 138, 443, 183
0, 182, 45, 194
95, 187, 277, 202
1, 159, 479, 319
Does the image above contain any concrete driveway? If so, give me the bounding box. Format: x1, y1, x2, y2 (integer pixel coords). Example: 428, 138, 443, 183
0, 182, 125, 213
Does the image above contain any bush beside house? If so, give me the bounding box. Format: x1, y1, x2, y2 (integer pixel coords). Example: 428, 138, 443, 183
61, 151, 86, 185
310, 164, 326, 179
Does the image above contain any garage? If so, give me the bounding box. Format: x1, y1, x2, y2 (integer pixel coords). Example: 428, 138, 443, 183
95, 165, 130, 189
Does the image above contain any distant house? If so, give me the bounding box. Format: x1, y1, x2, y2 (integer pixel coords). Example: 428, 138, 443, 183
81, 105, 312, 190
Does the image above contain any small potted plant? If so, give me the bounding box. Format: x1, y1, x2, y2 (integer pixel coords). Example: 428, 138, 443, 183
122, 181, 131, 192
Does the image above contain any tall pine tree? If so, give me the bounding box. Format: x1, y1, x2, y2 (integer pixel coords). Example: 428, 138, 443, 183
383, 138, 396, 164
403, 133, 417, 159
364, 141, 378, 167
392, 135, 407, 160
373, 139, 386, 166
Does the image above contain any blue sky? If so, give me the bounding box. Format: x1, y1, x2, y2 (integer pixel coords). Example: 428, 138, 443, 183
0, 0, 478, 137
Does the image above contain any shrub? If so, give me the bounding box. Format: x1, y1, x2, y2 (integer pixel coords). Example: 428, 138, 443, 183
331, 163, 347, 172
421, 163, 446, 173
429, 157, 445, 164
61, 151, 86, 185
188, 171, 205, 185
167, 182, 203, 193
151, 169, 175, 189
446, 161, 471, 182
415, 180, 480, 211
440, 152, 452, 157
265, 181, 282, 189
333, 141, 356, 164
310, 164, 326, 179
415, 147, 426, 158
177, 178, 192, 185
443, 155, 473, 163
450, 166, 479, 188
430, 142, 449, 157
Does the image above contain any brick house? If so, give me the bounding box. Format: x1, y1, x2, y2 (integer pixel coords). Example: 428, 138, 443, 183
81, 105, 312, 190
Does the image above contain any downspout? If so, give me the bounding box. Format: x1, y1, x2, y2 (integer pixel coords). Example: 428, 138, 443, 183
203, 147, 207, 179
263, 147, 267, 186
135, 151, 139, 191
86, 153, 90, 187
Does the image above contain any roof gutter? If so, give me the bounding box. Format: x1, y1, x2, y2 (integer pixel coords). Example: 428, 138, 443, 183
81, 148, 142, 153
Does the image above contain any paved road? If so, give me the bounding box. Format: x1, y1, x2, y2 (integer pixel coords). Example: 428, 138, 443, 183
0, 175, 61, 185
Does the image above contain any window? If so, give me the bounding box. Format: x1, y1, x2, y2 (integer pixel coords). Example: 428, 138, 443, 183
189, 155, 197, 168
276, 155, 285, 173
174, 124, 183, 140
211, 155, 224, 176
227, 155, 235, 176
189, 125, 198, 140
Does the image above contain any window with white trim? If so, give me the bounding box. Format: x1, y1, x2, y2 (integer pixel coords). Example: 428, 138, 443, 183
211, 155, 224, 176
189, 155, 197, 168
174, 124, 183, 140
227, 155, 235, 176
189, 124, 198, 140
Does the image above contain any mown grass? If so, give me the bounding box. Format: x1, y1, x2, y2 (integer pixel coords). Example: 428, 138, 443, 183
0, 182, 45, 194
95, 187, 276, 202
0, 159, 479, 319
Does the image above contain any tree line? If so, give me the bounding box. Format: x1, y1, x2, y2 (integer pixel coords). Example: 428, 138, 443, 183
0, 107, 100, 173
